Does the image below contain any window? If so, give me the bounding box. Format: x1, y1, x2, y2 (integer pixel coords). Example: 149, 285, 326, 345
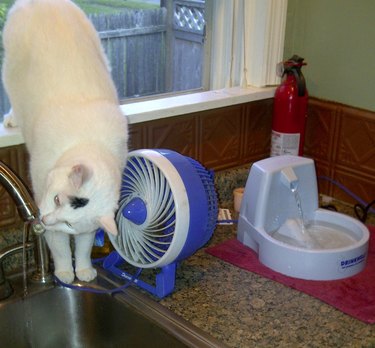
75, 0, 209, 100
0, 0, 288, 125
0, 0, 209, 121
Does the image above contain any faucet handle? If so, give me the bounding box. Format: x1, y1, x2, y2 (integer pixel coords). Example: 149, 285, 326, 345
31, 221, 45, 235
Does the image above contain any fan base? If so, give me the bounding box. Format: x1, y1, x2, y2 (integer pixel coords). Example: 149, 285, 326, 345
103, 251, 177, 298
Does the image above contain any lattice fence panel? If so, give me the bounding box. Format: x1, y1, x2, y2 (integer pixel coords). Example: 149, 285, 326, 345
173, 1, 205, 34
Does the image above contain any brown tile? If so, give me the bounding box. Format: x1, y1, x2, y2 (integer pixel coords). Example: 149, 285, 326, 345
314, 160, 333, 196
198, 106, 242, 170
147, 115, 197, 158
336, 107, 375, 176
331, 167, 374, 205
0, 146, 26, 228
128, 123, 146, 151
304, 98, 337, 162
242, 99, 273, 161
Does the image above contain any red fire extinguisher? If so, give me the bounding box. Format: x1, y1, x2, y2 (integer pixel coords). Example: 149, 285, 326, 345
271, 55, 308, 156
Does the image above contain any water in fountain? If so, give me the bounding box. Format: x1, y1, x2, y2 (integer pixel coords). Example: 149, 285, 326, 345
271, 185, 319, 248
292, 186, 306, 234
272, 187, 358, 249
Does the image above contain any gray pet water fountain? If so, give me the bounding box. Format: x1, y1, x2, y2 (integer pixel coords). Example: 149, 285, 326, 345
237, 156, 369, 280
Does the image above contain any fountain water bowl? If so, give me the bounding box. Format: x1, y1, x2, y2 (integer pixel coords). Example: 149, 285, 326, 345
237, 156, 369, 280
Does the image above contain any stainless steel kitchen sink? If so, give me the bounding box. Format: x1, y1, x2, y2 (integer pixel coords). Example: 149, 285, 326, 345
0, 269, 224, 348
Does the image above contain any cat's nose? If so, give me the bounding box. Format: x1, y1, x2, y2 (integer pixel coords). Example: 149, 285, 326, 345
39, 217, 46, 228
41, 214, 54, 225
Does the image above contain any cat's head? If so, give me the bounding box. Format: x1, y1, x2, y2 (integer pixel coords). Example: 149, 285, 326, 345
39, 163, 119, 236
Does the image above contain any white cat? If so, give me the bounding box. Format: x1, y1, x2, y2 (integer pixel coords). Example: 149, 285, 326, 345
2, 0, 128, 283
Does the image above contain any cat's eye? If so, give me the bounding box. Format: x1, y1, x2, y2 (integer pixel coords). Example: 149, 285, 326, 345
54, 195, 61, 206
65, 221, 73, 229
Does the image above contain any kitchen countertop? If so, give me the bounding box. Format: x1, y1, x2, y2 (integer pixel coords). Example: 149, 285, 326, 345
1, 164, 373, 347
155, 204, 375, 348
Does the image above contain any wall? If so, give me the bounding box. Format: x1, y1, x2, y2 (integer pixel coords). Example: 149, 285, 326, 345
284, 0, 375, 112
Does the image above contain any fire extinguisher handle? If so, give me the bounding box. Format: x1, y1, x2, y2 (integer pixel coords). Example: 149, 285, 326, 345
292, 68, 306, 97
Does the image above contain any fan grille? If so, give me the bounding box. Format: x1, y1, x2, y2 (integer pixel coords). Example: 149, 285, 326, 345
111, 150, 218, 269
115, 156, 176, 266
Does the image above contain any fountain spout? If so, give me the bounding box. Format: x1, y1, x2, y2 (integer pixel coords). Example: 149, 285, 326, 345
281, 167, 299, 192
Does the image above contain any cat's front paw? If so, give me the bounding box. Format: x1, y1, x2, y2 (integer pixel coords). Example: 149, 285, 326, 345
3, 109, 18, 128
76, 267, 97, 282
55, 270, 75, 284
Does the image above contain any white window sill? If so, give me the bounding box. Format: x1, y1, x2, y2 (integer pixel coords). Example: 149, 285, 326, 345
0, 86, 275, 148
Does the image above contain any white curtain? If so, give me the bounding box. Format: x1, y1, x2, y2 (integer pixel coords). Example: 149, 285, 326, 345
209, 0, 288, 89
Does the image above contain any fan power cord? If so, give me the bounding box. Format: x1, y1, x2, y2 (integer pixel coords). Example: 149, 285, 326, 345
54, 266, 142, 295
217, 208, 238, 224
354, 199, 375, 223
318, 176, 375, 222
217, 219, 238, 224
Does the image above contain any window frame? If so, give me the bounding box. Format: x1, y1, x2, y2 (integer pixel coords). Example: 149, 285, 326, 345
0, 0, 286, 147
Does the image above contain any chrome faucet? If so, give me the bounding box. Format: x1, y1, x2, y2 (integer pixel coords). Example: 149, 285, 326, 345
0, 160, 53, 299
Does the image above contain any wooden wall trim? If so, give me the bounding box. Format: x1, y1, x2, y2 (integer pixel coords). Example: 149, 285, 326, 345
305, 97, 375, 204
129, 98, 274, 171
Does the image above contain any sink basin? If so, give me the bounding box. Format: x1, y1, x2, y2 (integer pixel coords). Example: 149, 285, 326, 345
0, 270, 223, 348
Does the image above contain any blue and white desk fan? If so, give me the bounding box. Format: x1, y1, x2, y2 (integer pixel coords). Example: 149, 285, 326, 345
104, 149, 218, 298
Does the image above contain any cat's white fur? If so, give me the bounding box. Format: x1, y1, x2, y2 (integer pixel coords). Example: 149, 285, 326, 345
2, 0, 128, 283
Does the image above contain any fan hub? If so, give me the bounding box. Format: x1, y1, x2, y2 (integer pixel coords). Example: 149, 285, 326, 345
122, 197, 147, 225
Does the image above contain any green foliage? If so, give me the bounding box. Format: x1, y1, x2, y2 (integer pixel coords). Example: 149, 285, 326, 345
73, 0, 158, 14
0, 4, 6, 20
0, 3, 7, 61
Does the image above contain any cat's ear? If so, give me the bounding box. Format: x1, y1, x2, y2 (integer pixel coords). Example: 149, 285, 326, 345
69, 164, 92, 190
98, 214, 118, 236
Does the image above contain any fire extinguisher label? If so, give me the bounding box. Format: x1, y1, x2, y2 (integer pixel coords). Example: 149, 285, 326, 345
271, 130, 300, 156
